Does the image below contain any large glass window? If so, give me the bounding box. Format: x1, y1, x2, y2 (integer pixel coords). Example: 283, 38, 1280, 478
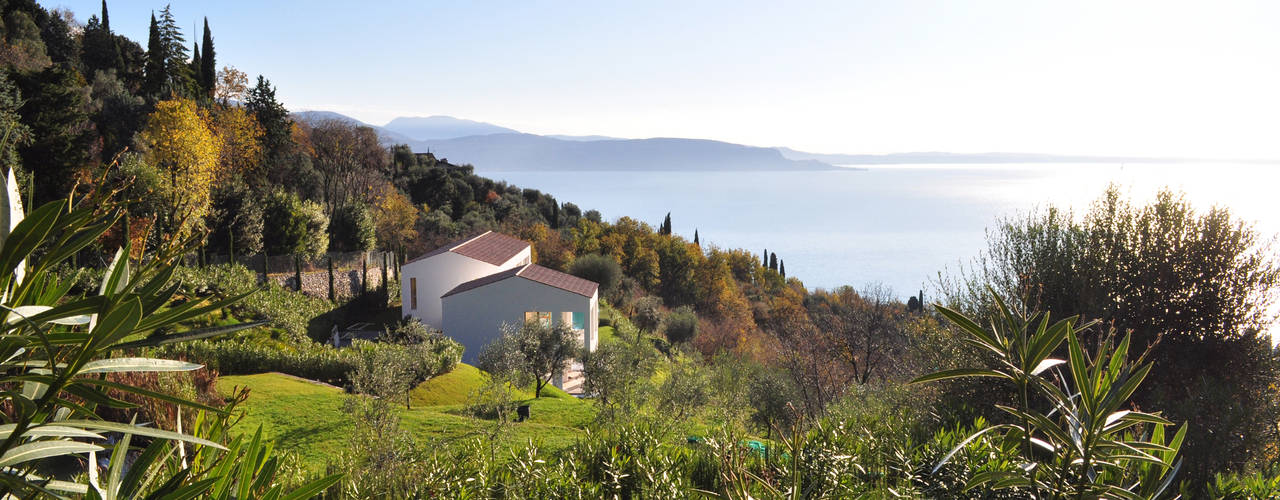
572, 311, 585, 330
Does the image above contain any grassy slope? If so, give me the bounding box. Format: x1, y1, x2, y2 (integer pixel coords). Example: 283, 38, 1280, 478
218, 367, 594, 472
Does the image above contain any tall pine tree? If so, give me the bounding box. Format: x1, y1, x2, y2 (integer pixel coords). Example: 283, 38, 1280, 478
143, 5, 192, 99
779, 260, 785, 278
693, 229, 699, 245
769, 252, 777, 271
245, 76, 292, 163
200, 18, 215, 96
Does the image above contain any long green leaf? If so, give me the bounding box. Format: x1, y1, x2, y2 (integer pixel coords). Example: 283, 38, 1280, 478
910, 368, 1012, 385
112, 321, 267, 350
80, 357, 203, 374
279, 473, 343, 500
51, 420, 226, 450
0, 440, 104, 467
78, 378, 229, 416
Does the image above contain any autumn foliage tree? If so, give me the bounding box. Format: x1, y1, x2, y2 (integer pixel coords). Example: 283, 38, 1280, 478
140, 97, 220, 240
372, 185, 417, 253
204, 104, 263, 181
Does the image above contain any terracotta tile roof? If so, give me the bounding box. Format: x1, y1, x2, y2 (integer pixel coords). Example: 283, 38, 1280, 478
451, 232, 531, 266
406, 231, 530, 266
516, 265, 599, 297
442, 264, 599, 299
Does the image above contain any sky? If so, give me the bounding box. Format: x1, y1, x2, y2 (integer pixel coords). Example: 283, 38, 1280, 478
44, 1, 1280, 159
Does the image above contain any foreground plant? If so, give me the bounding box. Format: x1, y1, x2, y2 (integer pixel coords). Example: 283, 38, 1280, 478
0, 168, 337, 497
914, 290, 1184, 499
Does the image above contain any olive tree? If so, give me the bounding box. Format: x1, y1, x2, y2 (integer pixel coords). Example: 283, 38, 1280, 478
477, 320, 579, 398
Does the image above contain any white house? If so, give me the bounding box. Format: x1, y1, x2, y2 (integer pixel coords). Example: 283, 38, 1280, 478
400, 231, 532, 330
401, 231, 599, 366
442, 263, 598, 364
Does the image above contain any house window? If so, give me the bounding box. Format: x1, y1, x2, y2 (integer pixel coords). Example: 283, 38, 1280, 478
572, 311, 585, 330
409, 278, 417, 309
524, 311, 551, 327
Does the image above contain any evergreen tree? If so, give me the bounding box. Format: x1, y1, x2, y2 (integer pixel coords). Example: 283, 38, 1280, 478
769, 252, 777, 271
144, 6, 192, 99
39, 7, 80, 69
189, 41, 200, 90
763, 248, 767, 268
14, 65, 94, 207
157, 5, 192, 95
142, 13, 163, 97
81, 2, 122, 76
199, 18, 215, 96
660, 212, 671, 235
779, 260, 785, 278
101, 1, 110, 31
551, 201, 560, 229
693, 229, 699, 245
0, 75, 32, 172
245, 75, 292, 163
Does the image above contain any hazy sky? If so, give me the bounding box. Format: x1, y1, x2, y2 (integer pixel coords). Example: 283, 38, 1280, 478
46, 1, 1280, 158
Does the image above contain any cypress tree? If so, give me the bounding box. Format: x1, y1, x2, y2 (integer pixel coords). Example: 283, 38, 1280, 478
769, 252, 777, 271
780, 260, 785, 278
693, 229, 699, 245
189, 41, 201, 89
763, 249, 768, 268
661, 212, 672, 235
142, 13, 164, 98
200, 18, 215, 96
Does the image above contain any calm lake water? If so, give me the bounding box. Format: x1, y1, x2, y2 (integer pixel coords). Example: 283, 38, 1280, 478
483, 164, 1280, 301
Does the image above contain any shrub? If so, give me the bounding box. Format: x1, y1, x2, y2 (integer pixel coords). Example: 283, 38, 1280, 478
329, 202, 376, 252
262, 190, 329, 258
569, 253, 621, 296
664, 305, 698, 344
174, 263, 333, 342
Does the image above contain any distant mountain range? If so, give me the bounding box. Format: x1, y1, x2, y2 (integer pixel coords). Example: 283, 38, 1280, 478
293, 111, 1268, 171
293, 111, 833, 171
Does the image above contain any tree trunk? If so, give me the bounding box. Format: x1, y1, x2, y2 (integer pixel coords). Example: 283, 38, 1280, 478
327, 257, 335, 301
293, 255, 302, 292
361, 251, 368, 295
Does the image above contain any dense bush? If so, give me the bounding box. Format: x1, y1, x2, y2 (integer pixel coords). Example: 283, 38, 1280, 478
174, 263, 332, 342
161, 339, 360, 385
162, 332, 462, 387
663, 305, 699, 344
941, 187, 1280, 482
329, 202, 376, 252
262, 190, 329, 258
569, 253, 622, 297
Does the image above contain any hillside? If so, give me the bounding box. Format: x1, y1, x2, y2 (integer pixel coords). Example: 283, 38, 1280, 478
412, 133, 836, 171
383, 115, 519, 140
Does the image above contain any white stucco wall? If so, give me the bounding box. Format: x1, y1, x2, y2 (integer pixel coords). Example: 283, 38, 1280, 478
400, 248, 531, 329
442, 277, 598, 364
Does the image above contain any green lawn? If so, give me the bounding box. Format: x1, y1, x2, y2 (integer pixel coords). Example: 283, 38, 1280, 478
218, 367, 594, 473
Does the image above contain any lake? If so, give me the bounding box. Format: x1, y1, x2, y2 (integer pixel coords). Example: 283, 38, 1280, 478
482, 164, 1280, 301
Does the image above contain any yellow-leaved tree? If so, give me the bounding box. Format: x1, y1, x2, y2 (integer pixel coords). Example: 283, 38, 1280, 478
140, 98, 221, 241
372, 182, 417, 253
204, 104, 264, 181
